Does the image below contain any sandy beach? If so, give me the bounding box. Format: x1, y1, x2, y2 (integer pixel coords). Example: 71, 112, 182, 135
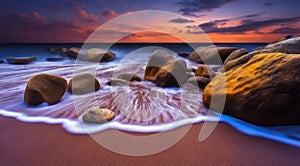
1, 116, 300, 165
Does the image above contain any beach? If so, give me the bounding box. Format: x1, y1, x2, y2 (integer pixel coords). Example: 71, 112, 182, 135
1, 116, 300, 165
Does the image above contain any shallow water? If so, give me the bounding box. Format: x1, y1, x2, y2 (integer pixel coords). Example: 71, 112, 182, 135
1, 43, 300, 148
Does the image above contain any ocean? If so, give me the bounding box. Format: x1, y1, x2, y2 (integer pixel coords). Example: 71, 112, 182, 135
1, 43, 300, 148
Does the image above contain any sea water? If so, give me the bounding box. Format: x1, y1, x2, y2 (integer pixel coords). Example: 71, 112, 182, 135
1, 43, 300, 148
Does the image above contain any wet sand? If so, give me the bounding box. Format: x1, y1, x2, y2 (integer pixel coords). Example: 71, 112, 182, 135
1, 116, 300, 165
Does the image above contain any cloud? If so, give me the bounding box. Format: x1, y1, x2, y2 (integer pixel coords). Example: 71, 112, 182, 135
264, 2, 273, 6
102, 10, 120, 19
73, 3, 98, 22
177, 0, 237, 17
169, 17, 194, 23
195, 16, 300, 34
271, 27, 300, 34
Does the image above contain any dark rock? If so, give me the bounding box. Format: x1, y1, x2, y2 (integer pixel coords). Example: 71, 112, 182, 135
0, 60, 4, 63
7, 56, 36, 64
87, 48, 116, 62
116, 73, 142, 82
224, 37, 300, 71
187, 67, 196, 73
203, 53, 300, 126
195, 65, 216, 78
187, 76, 211, 89
68, 73, 100, 94
106, 78, 131, 86
177, 52, 190, 57
66, 47, 81, 59
188, 47, 238, 64
46, 56, 65, 62
82, 107, 115, 123
47, 48, 68, 56
24, 74, 67, 105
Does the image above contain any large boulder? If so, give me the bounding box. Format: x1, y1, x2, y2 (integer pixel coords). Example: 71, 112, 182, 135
224, 37, 300, 71
24, 74, 67, 105
87, 48, 115, 62
195, 65, 216, 78
155, 59, 187, 87
7, 56, 36, 64
203, 53, 300, 126
224, 48, 248, 66
68, 73, 100, 94
188, 47, 238, 64
144, 50, 174, 82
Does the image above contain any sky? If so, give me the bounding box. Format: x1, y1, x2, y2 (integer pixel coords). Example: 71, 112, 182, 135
0, 0, 299, 43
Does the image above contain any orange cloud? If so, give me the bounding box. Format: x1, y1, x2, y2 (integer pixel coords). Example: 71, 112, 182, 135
117, 31, 184, 43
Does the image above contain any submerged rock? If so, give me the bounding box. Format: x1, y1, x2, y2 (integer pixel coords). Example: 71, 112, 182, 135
187, 76, 211, 89
87, 48, 115, 62
188, 47, 238, 64
82, 107, 115, 124
195, 65, 216, 78
224, 37, 300, 71
0, 60, 4, 63
47, 48, 68, 56
7, 56, 36, 64
24, 74, 67, 105
106, 78, 132, 86
177, 52, 190, 57
46, 56, 65, 62
116, 73, 142, 82
68, 73, 100, 95
203, 53, 300, 126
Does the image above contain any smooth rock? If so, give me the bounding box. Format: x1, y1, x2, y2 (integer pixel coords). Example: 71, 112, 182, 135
224, 37, 300, 71
7, 56, 36, 64
68, 73, 100, 94
144, 50, 174, 82
47, 48, 68, 56
116, 73, 142, 82
66, 47, 81, 59
203, 53, 300, 126
188, 47, 238, 64
224, 48, 248, 66
155, 59, 187, 87
87, 48, 115, 62
82, 107, 114, 124
24, 74, 67, 105
187, 76, 211, 89
268, 34, 294, 45
195, 65, 216, 78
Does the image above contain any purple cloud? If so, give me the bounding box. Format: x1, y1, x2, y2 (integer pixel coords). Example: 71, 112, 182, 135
169, 17, 195, 23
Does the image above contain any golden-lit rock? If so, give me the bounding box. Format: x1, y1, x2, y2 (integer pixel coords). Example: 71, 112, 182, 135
82, 107, 114, 123
203, 53, 300, 126
195, 65, 216, 78
68, 73, 100, 94
7, 56, 36, 64
24, 74, 67, 105
87, 48, 115, 62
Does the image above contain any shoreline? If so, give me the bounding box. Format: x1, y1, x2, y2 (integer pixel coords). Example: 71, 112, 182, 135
1, 116, 300, 165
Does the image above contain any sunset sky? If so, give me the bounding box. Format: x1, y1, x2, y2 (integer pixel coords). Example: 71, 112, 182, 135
0, 0, 299, 43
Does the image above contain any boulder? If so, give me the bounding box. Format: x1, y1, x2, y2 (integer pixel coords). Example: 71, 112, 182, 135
7, 56, 36, 64
155, 59, 187, 87
144, 50, 174, 82
46, 56, 65, 62
224, 48, 248, 65
68, 73, 100, 94
87, 48, 115, 62
24, 74, 67, 105
82, 107, 114, 124
186, 76, 211, 89
116, 73, 142, 82
188, 47, 238, 64
203, 53, 300, 126
268, 34, 294, 45
224, 37, 300, 71
195, 65, 216, 78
